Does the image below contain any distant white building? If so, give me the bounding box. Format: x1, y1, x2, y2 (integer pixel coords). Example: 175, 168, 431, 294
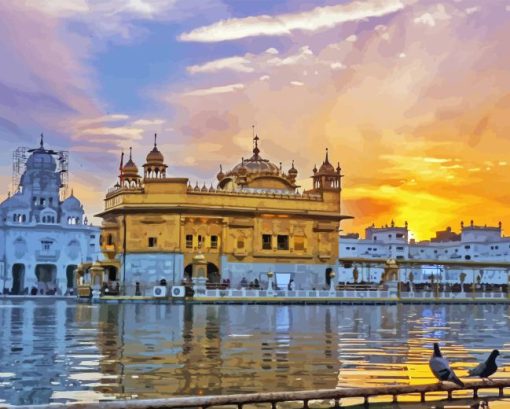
338, 220, 510, 284
0, 136, 99, 295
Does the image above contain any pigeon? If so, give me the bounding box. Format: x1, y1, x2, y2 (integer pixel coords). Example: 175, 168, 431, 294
468, 349, 499, 380
429, 343, 465, 387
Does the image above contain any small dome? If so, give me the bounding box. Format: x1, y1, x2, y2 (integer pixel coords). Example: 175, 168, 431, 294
0, 194, 30, 210
288, 160, 298, 176
123, 159, 138, 175
145, 134, 165, 164
216, 164, 225, 181
318, 148, 336, 174
62, 192, 82, 211
146, 146, 164, 164
122, 148, 139, 176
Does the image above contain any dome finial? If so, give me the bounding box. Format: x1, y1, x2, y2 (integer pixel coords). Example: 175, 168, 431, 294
325, 147, 329, 164
154, 133, 158, 147
129, 146, 133, 160
40, 133, 44, 149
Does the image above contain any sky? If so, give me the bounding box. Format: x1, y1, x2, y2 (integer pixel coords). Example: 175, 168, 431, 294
0, 0, 509, 241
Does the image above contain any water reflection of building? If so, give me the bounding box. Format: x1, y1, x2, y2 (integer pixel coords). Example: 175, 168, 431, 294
97, 133, 350, 290
0, 136, 99, 294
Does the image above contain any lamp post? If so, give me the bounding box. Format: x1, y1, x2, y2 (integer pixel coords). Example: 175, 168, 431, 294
329, 271, 336, 292
267, 271, 273, 291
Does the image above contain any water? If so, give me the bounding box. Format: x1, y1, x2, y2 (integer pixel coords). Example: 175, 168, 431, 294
0, 300, 509, 408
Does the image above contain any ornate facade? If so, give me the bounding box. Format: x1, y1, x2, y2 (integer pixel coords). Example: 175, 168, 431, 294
98, 134, 350, 291
0, 136, 100, 295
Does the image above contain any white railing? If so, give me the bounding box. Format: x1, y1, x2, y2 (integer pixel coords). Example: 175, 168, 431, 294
196, 288, 508, 301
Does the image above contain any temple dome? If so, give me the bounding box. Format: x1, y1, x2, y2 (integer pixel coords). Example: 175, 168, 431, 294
122, 159, 139, 175
317, 148, 336, 174
25, 135, 57, 172
217, 133, 298, 192
228, 135, 280, 177
145, 134, 165, 165
122, 148, 139, 177
62, 192, 82, 211
0, 194, 29, 210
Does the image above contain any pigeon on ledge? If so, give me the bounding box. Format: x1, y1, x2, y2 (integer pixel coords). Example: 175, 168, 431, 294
429, 343, 464, 387
468, 349, 500, 381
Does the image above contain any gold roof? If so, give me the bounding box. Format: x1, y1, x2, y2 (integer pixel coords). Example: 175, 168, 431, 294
218, 135, 298, 190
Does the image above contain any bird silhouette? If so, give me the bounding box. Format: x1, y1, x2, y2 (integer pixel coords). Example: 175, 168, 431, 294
468, 349, 499, 381
429, 343, 464, 387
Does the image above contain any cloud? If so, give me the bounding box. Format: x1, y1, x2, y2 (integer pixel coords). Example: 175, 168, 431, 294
182, 83, 245, 97
179, 0, 406, 42
267, 46, 313, 66
23, 0, 228, 39
414, 4, 451, 27
187, 57, 254, 74
330, 62, 346, 70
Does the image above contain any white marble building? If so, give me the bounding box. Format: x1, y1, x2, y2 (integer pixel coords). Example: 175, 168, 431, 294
0, 137, 100, 295
338, 221, 510, 284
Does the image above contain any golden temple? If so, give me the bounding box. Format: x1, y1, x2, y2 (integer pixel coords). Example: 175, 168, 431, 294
96, 133, 351, 291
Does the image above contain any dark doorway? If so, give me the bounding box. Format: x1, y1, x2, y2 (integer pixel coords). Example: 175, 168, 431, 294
207, 263, 220, 283
106, 266, 118, 281
325, 267, 332, 287
35, 264, 57, 293
12, 264, 25, 295
66, 265, 77, 289
184, 264, 193, 280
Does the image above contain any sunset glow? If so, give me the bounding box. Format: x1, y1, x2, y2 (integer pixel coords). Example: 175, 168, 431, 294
1, 0, 509, 240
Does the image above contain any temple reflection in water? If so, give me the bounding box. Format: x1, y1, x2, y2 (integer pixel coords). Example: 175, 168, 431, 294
1, 301, 509, 407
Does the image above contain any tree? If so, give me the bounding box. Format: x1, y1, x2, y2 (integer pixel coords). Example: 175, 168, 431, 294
459, 272, 467, 293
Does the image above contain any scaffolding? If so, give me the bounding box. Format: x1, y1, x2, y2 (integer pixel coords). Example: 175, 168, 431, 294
57, 150, 69, 200
11, 147, 28, 194
11, 146, 70, 199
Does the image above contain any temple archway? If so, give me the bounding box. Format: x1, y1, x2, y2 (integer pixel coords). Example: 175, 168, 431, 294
66, 265, 78, 289
184, 264, 193, 281
35, 264, 57, 293
11, 264, 25, 295
325, 267, 332, 286
207, 263, 220, 283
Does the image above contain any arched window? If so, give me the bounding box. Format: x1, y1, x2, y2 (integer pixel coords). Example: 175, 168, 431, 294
42, 216, 46, 223
22, 214, 26, 223
13, 214, 17, 222
107, 234, 113, 245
